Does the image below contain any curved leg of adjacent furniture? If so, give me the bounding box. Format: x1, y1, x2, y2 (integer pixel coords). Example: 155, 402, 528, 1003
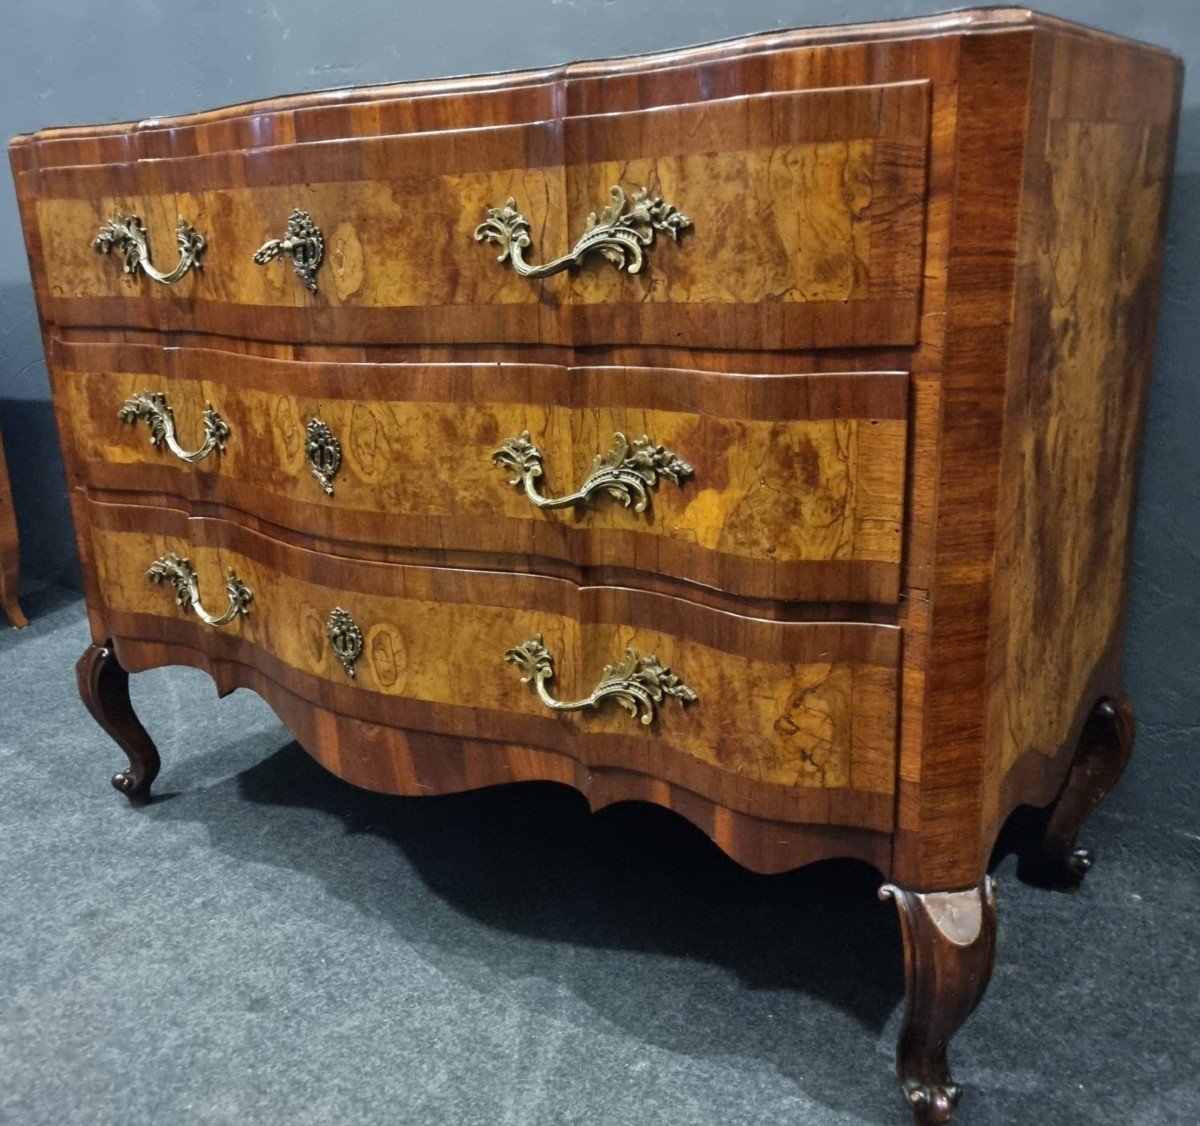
0, 579, 25, 629
1021, 695, 1136, 890
879, 878, 998, 1125
0, 435, 26, 628
0, 525, 25, 628
76, 641, 161, 806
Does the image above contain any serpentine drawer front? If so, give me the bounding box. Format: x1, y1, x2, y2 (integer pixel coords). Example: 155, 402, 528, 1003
85, 497, 899, 839
13, 12, 1180, 1125
60, 339, 909, 604
19, 80, 929, 349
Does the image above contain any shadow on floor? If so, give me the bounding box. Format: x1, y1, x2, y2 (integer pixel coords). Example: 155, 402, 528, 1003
149, 736, 906, 1108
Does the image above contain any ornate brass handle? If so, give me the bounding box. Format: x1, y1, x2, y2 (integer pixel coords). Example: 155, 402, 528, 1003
253, 209, 324, 293
146, 553, 253, 628
93, 213, 206, 284
492, 431, 692, 513
118, 391, 230, 465
504, 634, 697, 726
474, 185, 690, 279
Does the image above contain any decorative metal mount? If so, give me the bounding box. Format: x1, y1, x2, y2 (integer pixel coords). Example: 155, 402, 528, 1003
146, 552, 253, 628
118, 390, 230, 465
504, 634, 697, 726
326, 607, 363, 678
93, 213, 206, 285
493, 430, 692, 514
253, 208, 324, 293
474, 185, 691, 279
305, 417, 342, 495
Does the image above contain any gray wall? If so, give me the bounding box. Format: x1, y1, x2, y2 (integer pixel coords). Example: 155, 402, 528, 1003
1, 2, 1195, 817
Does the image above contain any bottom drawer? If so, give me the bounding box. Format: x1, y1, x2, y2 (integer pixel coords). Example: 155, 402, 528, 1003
84, 497, 900, 833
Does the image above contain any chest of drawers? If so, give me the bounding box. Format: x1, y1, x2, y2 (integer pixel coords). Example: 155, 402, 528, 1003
11, 10, 1180, 1123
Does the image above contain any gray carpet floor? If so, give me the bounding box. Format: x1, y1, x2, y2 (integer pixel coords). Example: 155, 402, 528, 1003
1, 587, 1198, 1126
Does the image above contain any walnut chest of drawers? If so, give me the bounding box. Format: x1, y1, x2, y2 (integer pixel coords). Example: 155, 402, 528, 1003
11, 10, 1180, 1123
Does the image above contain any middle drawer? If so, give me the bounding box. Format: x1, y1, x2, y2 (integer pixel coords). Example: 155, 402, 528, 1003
58, 340, 908, 604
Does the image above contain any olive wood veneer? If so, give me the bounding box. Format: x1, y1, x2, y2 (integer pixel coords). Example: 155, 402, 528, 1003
12, 10, 1181, 1124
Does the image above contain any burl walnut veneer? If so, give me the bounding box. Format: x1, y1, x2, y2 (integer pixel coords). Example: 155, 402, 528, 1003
10, 10, 1180, 1122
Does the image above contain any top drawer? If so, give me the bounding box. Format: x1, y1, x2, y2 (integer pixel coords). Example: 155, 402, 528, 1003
21, 80, 930, 350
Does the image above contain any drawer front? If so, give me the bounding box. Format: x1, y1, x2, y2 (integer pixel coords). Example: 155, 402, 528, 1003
561, 80, 930, 348
28, 80, 929, 350
60, 341, 909, 603
85, 498, 899, 830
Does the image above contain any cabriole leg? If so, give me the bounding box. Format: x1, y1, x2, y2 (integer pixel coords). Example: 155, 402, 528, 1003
879, 878, 998, 1125
1021, 695, 1135, 890
76, 641, 161, 805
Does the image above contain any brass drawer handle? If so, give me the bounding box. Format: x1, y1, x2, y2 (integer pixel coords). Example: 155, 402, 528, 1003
505, 634, 697, 726
475, 185, 690, 279
253, 209, 324, 293
93, 213, 205, 284
147, 552, 253, 628
119, 390, 230, 465
493, 431, 691, 513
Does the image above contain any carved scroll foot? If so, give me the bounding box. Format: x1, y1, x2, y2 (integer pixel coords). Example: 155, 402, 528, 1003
1020, 695, 1135, 890
76, 642, 161, 806
879, 879, 998, 1125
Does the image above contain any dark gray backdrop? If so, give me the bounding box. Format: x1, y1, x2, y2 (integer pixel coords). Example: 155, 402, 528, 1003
0, 2, 1195, 817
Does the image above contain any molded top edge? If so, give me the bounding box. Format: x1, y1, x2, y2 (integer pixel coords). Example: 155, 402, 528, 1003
9, 7, 1178, 149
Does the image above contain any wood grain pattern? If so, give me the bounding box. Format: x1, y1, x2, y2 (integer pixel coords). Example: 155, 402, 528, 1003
12, 17, 1183, 1122
13, 20, 967, 744
58, 340, 907, 603
889, 27, 1038, 890
561, 81, 929, 350
20, 81, 929, 350
998, 121, 1164, 770
7, 12, 1142, 166
9, 14, 1181, 907
86, 495, 900, 830
0, 425, 25, 628
110, 631, 893, 876
880, 879, 998, 1123
893, 24, 1181, 889
980, 29, 1181, 860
